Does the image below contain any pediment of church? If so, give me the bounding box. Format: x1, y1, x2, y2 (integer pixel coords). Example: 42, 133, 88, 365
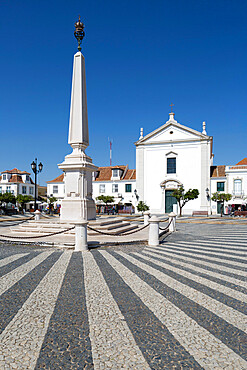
136, 116, 209, 145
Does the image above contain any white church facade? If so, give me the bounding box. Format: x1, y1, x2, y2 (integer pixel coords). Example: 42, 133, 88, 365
135, 111, 213, 215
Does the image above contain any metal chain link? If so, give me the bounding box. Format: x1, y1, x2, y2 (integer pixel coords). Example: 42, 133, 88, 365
159, 219, 173, 239
0, 226, 75, 239
158, 218, 172, 231
0, 215, 35, 228
87, 223, 149, 236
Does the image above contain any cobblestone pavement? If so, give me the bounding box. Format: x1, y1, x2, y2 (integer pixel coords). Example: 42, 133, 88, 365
0, 222, 246, 369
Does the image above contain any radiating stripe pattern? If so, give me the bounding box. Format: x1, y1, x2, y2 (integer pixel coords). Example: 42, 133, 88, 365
0, 230, 246, 369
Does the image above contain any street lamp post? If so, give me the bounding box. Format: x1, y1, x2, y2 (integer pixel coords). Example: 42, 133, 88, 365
31, 158, 43, 211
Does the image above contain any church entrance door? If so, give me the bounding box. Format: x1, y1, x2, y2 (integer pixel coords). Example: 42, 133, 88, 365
165, 190, 177, 213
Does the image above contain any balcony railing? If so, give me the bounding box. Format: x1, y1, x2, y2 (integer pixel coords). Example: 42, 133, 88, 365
232, 191, 245, 198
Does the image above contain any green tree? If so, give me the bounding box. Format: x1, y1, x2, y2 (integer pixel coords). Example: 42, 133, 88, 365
211, 192, 232, 217
0, 193, 16, 206
172, 186, 199, 216
96, 195, 115, 204
16, 195, 33, 213
137, 201, 149, 214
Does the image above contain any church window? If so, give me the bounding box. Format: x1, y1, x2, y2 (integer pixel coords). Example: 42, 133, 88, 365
99, 184, 105, 193
167, 158, 176, 174
125, 184, 132, 192
217, 182, 225, 191
112, 184, 118, 193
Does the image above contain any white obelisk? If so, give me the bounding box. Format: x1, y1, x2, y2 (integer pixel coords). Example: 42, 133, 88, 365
58, 17, 97, 221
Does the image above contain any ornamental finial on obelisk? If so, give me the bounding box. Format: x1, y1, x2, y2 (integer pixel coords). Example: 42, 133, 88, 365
74, 15, 85, 51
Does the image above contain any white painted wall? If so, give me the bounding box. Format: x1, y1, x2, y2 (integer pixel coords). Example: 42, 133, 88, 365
92, 180, 137, 207
136, 114, 212, 216
210, 166, 247, 214
0, 177, 35, 197
47, 183, 65, 200
210, 178, 227, 214
225, 166, 247, 198
142, 141, 206, 214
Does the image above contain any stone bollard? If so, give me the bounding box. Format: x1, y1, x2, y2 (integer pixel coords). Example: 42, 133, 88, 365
74, 220, 89, 252
148, 215, 160, 247
34, 210, 41, 221
168, 212, 176, 233
143, 211, 150, 226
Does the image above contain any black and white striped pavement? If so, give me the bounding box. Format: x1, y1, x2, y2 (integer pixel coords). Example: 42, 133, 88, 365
0, 223, 246, 369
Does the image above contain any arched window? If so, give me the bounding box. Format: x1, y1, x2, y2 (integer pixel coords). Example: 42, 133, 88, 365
234, 179, 242, 195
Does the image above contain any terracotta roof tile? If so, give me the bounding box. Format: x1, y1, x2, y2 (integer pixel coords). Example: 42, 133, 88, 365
230, 165, 247, 169
94, 166, 137, 182
47, 174, 64, 183
235, 158, 247, 165
8, 174, 24, 183
124, 169, 136, 180
1, 168, 30, 175
46, 166, 136, 183
94, 166, 128, 181
210, 165, 226, 178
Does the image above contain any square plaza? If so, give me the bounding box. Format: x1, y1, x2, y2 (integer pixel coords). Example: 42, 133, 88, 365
0, 219, 246, 369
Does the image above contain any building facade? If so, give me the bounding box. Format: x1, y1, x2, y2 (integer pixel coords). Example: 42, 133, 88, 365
47, 174, 65, 201
46, 112, 247, 216
93, 166, 137, 212
0, 168, 35, 197
211, 159, 247, 214
47, 165, 137, 213
135, 112, 213, 215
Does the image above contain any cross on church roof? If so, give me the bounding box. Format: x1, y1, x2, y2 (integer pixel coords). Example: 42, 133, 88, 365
170, 103, 174, 113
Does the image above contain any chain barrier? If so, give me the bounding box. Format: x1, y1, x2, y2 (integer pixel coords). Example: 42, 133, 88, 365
159, 219, 173, 239
158, 218, 172, 231
0, 215, 35, 228
158, 217, 169, 224
0, 226, 75, 240
87, 223, 149, 236
0, 216, 172, 240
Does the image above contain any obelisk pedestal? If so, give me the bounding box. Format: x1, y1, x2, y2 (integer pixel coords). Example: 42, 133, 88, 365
58, 24, 97, 221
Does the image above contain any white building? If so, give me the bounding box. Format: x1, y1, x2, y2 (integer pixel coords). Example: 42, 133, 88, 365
93, 165, 137, 213
135, 112, 212, 215
0, 168, 35, 197
47, 174, 65, 200
46, 110, 247, 216
211, 158, 247, 214
47, 165, 137, 213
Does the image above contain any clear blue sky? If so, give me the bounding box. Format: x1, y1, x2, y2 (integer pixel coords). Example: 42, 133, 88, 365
1, 0, 246, 185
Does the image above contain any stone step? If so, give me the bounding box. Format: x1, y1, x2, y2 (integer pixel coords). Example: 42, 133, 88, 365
89, 219, 125, 227
99, 221, 131, 230
11, 223, 139, 237
11, 227, 75, 235
11, 217, 140, 238
19, 223, 72, 229
29, 220, 73, 226
88, 223, 139, 235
